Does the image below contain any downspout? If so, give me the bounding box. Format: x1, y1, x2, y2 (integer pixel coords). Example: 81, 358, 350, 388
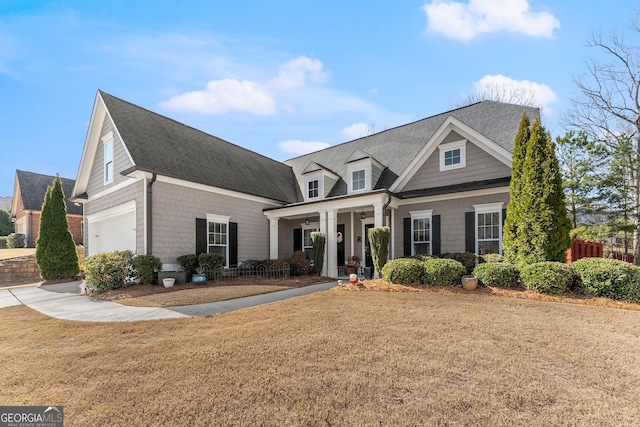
382, 193, 392, 226
146, 173, 157, 255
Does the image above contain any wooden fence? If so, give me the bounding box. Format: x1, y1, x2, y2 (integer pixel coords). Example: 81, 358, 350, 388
566, 238, 603, 264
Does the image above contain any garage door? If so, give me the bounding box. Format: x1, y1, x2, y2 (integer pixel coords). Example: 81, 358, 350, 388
87, 202, 137, 255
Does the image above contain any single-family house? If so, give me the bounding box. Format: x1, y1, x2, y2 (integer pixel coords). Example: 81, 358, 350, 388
71, 90, 539, 276
10, 170, 83, 247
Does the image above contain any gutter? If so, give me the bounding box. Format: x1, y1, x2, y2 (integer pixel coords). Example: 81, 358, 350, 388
147, 173, 157, 255
382, 193, 392, 226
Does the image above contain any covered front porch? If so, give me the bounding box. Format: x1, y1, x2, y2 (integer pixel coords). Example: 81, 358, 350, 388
265, 191, 397, 278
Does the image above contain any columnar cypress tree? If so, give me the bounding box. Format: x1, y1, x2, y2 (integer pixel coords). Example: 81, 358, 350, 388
503, 113, 531, 263
36, 176, 80, 280
310, 232, 325, 276
504, 117, 571, 265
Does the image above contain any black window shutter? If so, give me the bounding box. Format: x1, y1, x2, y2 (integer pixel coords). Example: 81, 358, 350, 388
229, 222, 238, 267
403, 218, 411, 257
195, 218, 207, 255
432, 215, 441, 256
502, 208, 507, 226
293, 228, 302, 252
465, 212, 475, 253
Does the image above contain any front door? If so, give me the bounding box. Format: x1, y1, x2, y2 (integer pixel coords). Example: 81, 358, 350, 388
337, 224, 345, 266
364, 223, 374, 275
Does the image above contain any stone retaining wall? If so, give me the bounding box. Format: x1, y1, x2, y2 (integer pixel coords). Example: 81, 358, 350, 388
0, 256, 41, 283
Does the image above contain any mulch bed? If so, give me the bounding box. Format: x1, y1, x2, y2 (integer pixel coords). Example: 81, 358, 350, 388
94, 276, 332, 301
335, 279, 640, 311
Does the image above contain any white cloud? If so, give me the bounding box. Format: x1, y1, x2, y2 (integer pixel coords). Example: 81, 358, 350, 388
423, 0, 560, 41
159, 79, 276, 115
268, 56, 328, 91
341, 122, 373, 140
472, 74, 558, 112
278, 140, 330, 155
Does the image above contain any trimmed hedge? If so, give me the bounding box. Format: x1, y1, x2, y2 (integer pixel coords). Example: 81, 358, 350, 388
83, 250, 134, 294
131, 254, 162, 285
198, 253, 225, 279
572, 258, 640, 302
423, 258, 466, 286
473, 262, 520, 288
0, 237, 6, 249
6, 233, 26, 248
290, 250, 312, 276
382, 258, 424, 284
482, 253, 504, 263
439, 252, 477, 275
176, 254, 199, 274
520, 262, 574, 295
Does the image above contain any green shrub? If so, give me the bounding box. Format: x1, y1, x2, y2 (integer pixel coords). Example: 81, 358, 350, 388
410, 254, 431, 262
382, 258, 424, 284
198, 253, 224, 279
290, 251, 312, 276
131, 254, 162, 285
572, 258, 640, 302
520, 262, 574, 295
0, 237, 6, 249
83, 250, 133, 294
440, 252, 477, 274
311, 232, 326, 276
176, 254, 199, 274
482, 253, 504, 263
7, 233, 26, 248
423, 258, 466, 286
473, 262, 520, 288
368, 226, 390, 278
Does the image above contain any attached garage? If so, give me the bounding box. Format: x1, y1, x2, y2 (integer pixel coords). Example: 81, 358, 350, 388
86, 201, 137, 255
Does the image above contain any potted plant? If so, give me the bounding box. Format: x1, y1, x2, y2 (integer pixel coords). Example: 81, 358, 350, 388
345, 255, 360, 275
192, 266, 207, 284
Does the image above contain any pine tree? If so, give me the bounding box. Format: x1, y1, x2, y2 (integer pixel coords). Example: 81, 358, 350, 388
503, 113, 530, 263
504, 116, 571, 265
36, 176, 79, 280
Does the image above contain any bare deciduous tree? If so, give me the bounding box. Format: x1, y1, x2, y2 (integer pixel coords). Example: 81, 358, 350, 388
562, 11, 640, 263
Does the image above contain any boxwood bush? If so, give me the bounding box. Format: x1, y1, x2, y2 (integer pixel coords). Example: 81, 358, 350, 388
83, 250, 134, 294
0, 237, 7, 249
6, 233, 26, 248
198, 253, 225, 279
520, 262, 574, 295
572, 258, 640, 302
131, 254, 162, 285
482, 253, 504, 263
423, 258, 466, 286
473, 262, 520, 288
382, 258, 424, 284
439, 252, 477, 275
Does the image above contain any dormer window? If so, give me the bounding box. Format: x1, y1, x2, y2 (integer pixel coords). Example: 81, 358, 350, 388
308, 179, 319, 199
439, 140, 466, 171
102, 132, 114, 185
352, 169, 365, 191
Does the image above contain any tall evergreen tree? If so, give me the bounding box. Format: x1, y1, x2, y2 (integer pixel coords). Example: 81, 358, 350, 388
503, 113, 530, 263
36, 176, 79, 280
504, 116, 571, 264
0, 210, 13, 236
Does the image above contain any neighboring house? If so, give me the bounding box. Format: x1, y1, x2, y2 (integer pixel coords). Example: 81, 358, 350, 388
71, 90, 539, 276
10, 170, 83, 247
0, 197, 12, 212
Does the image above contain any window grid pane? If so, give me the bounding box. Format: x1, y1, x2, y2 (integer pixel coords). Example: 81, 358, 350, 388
208, 221, 228, 265
412, 217, 431, 255
308, 180, 319, 198
444, 148, 461, 166
477, 212, 500, 255
352, 170, 365, 191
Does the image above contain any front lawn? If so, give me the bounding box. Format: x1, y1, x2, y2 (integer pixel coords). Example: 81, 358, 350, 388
1, 290, 639, 425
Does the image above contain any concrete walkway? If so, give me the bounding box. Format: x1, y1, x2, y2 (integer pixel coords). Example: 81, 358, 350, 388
0, 280, 337, 322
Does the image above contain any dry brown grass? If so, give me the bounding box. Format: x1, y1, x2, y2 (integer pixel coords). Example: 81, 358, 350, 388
117, 285, 291, 307
1, 289, 639, 426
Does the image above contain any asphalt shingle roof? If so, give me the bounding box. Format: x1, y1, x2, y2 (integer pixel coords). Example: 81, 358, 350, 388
285, 101, 539, 195
16, 170, 82, 215
100, 91, 303, 204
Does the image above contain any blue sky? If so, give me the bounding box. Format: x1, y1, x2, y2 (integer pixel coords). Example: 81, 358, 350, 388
0, 0, 637, 197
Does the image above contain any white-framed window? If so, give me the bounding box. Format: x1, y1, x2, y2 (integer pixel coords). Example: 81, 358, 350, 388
352, 169, 365, 191
207, 214, 230, 267
308, 179, 319, 199
474, 203, 503, 255
302, 225, 319, 262
102, 132, 114, 184
439, 140, 466, 171
410, 209, 433, 256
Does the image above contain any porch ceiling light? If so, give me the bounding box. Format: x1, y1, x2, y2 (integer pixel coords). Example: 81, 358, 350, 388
360, 210, 365, 220
305, 217, 310, 225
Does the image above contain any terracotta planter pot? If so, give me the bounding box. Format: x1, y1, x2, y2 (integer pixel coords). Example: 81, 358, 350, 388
461, 275, 478, 291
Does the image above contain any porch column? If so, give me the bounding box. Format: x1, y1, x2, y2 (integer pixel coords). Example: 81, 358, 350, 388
269, 217, 279, 259
326, 209, 337, 278
318, 211, 327, 275
374, 202, 384, 227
